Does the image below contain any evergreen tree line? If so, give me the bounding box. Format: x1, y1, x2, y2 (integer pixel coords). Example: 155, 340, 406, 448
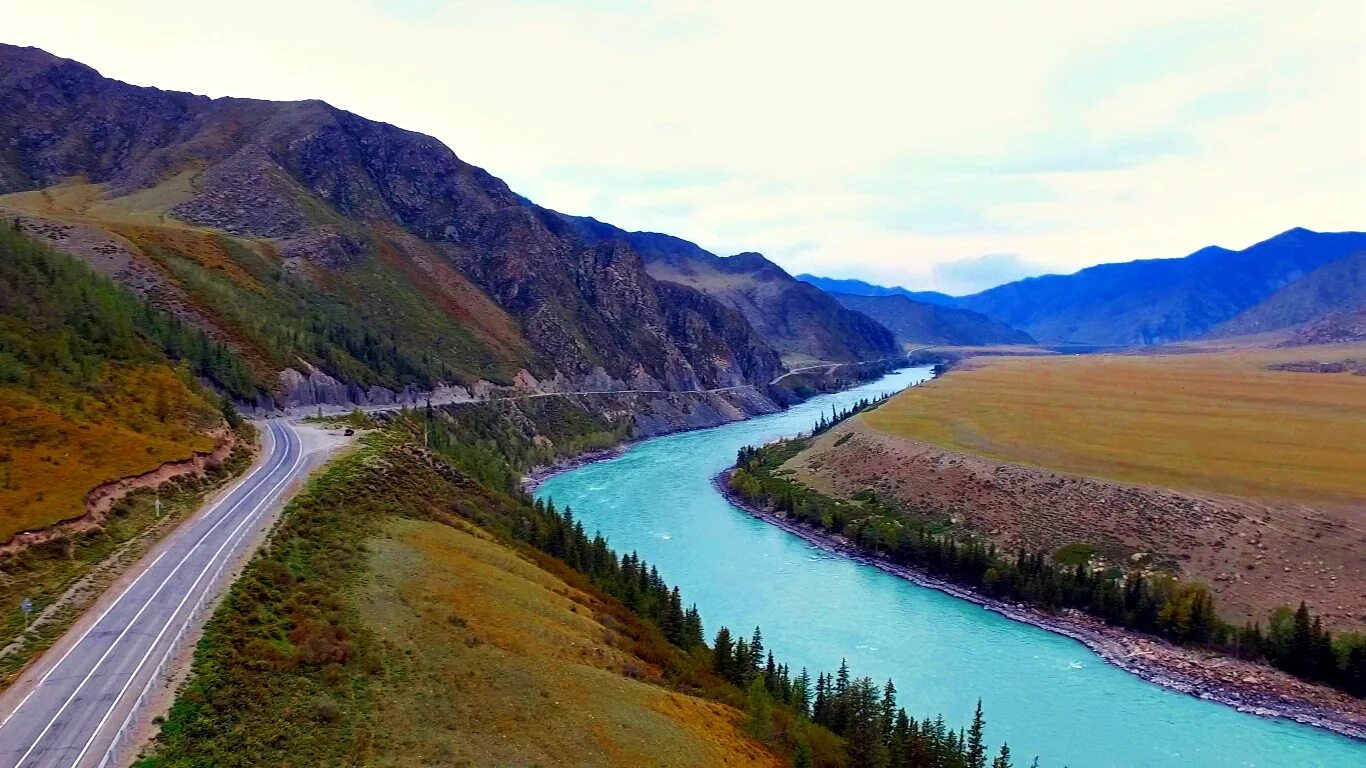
731, 439, 1366, 698
0, 221, 265, 401
516, 497, 1025, 767
712, 627, 1020, 768
410, 400, 631, 496
810, 394, 890, 437
528, 498, 706, 649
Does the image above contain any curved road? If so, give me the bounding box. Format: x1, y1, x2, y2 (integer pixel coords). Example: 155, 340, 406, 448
0, 420, 306, 768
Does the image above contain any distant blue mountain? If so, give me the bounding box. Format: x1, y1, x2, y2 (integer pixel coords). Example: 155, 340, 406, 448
956, 227, 1366, 345
795, 274, 959, 307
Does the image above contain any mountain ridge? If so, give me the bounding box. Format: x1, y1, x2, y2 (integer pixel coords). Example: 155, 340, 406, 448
796, 273, 959, 307
1210, 251, 1366, 338
827, 292, 1035, 347
956, 227, 1366, 345
0, 43, 813, 401
554, 215, 902, 363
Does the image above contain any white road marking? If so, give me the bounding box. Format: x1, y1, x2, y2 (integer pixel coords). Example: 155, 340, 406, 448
70, 424, 305, 768
4, 420, 281, 726
10, 423, 291, 768
0, 553, 169, 731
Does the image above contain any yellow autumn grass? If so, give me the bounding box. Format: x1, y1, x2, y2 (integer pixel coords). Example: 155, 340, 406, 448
0, 365, 219, 541
361, 515, 782, 768
865, 344, 1366, 503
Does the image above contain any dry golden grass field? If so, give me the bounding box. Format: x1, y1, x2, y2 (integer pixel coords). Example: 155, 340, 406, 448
360, 515, 782, 768
0, 366, 219, 542
789, 343, 1366, 626
868, 344, 1366, 504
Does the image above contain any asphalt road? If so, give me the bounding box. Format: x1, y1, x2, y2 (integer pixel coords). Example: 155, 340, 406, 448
0, 419, 304, 768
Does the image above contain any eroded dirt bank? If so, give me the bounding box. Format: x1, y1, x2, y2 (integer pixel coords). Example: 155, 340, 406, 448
787, 421, 1366, 631
0, 427, 243, 556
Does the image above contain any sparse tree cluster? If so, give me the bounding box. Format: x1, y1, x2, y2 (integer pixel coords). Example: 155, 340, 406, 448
810, 395, 889, 437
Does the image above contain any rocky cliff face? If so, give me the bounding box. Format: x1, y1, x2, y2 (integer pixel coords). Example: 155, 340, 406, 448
555, 216, 900, 363
0, 44, 782, 396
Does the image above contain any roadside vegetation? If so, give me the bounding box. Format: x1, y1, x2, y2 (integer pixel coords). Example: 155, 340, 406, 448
0, 439, 252, 689
729, 434, 1366, 698
138, 405, 1026, 768
0, 221, 264, 689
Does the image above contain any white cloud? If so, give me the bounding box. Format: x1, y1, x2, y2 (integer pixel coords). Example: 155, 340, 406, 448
7, 0, 1364, 292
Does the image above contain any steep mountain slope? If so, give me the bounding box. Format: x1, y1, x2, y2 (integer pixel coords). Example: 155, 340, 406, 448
956, 228, 1366, 345
0, 44, 782, 399
1211, 251, 1366, 338
557, 218, 900, 363
0, 224, 232, 542
828, 292, 1034, 346
796, 273, 959, 306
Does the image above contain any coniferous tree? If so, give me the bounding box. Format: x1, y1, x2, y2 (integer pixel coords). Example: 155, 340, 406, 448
966, 699, 987, 768
880, 679, 897, 747
713, 628, 734, 679
749, 626, 765, 679
793, 668, 812, 717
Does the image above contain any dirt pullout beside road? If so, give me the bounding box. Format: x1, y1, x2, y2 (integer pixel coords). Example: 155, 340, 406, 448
787, 421, 1366, 631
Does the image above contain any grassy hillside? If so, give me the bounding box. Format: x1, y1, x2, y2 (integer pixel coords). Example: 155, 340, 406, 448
0, 184, 534, 391
862, 347, 1366, 503
364, 515, 780, 767
0, 223, 233, 540
0, 222, 258, 690
134, 430, 785, 768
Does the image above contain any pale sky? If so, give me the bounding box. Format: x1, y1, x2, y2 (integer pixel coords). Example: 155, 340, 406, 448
9, 1, 1365, 294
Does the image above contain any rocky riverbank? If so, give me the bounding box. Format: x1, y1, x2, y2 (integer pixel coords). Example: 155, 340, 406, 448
713, 469, 1366, 742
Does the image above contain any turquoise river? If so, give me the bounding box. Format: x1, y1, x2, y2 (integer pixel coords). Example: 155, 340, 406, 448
535, 368, 1365, 767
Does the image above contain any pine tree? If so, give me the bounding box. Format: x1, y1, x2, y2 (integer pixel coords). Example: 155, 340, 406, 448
813, 673, 829, 726
683, 604, 704, 649
745, 677, 773, 742
889, 709, 911, 768
880, 679, 898, 747
1289, 602, 1315, 676
992, 743, 1013, 768
966, 699, 987, 768
793, 668, 812, 717
713, 627, 734, 680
